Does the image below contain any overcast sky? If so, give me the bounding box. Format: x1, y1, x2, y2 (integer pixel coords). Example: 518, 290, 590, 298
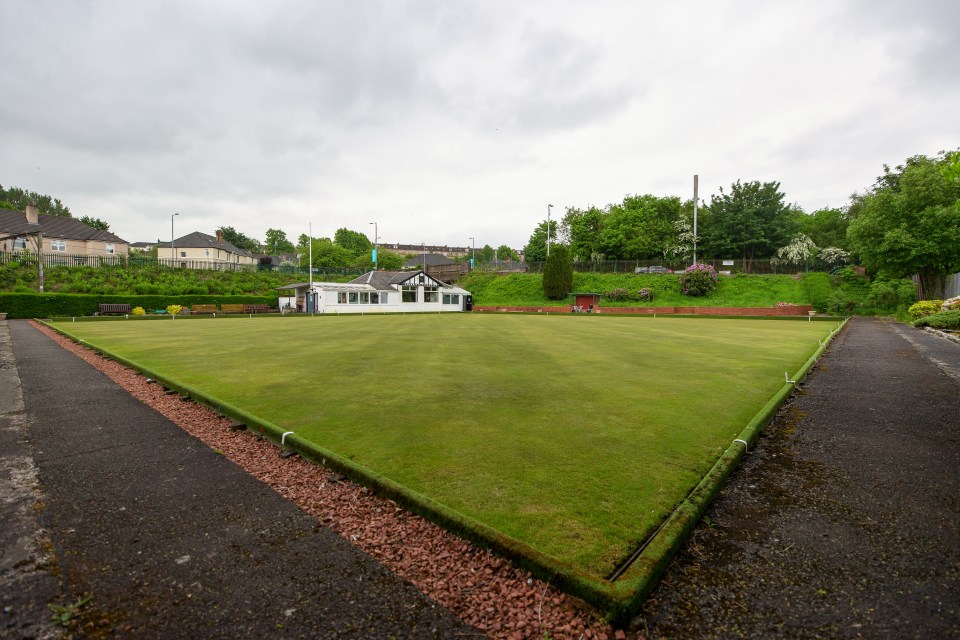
2, 0, 958, 250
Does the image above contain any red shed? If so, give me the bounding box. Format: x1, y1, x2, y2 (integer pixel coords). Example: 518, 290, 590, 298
571, 292, 602, 313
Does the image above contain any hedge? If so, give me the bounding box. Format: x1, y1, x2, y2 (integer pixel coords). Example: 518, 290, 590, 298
0, 293, 277, 319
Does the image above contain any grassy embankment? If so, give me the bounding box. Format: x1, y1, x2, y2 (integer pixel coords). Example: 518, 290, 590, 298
460, 271, 822, 308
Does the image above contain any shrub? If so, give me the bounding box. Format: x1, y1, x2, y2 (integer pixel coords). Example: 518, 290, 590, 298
603, 287, 633, 301
638, 287, 654, 302
799, 272, 832, 313
827, 290, 859, 315
166, 304, 183, 316
132, 306, 146, 316
913, 310, 960, 330
542, 245, 573, 300
678, 263, 718, 297
867, 279, 916, 312
908, 300, 944, 320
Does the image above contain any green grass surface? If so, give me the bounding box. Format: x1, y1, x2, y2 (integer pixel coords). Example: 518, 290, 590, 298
459, 271, 819, 307
53, 314, 834, 578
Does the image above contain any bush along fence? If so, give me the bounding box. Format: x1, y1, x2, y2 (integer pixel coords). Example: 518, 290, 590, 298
509, 258, 845, 275
0, 251, 365, 277
0, 293, 276, 319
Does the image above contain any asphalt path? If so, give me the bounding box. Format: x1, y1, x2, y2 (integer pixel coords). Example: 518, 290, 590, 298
641, 317, 960, 638
1, 319, 474, 639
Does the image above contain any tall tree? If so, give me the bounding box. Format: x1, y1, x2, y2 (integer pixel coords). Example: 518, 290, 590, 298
847, 152, 960, 298
333, 227, 373, 257
523, 221, 553, 262
799, 207, 849, 250
562, 206, 606, 262
298, 236, 353, 268
701, 180, 798, 271
217, 226, 260, 252
0, 184, 72, 217
496, 244, 519, 261
595, 195, 684, 260
264, 228, 295, 254
79, 215, 110, 231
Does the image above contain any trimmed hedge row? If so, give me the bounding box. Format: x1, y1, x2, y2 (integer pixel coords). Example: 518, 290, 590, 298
0, 293, 276, 319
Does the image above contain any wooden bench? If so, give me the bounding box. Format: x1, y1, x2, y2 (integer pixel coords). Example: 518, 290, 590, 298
191, 304, 218, 314
243, 304, 273, 314
220, 304, 246, 314
99, 303, 131, 315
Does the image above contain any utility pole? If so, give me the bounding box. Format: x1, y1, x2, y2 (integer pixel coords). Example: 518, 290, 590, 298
546, 204, 553, 258
693, 175, 699, 265
171, 212, 179, 264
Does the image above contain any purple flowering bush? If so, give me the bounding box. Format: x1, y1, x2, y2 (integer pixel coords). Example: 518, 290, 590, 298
679, 263, 718, 297
638, 287, 654, 302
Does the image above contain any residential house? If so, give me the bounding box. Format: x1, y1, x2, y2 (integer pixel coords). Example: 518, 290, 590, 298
0, 204, 129, 259
277, 270, 471, 313
156, 230, 257, 270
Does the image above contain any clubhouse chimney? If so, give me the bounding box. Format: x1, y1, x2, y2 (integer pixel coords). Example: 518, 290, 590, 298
26, 202, 39, 224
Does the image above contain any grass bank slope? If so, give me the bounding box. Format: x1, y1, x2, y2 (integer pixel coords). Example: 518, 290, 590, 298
460, 271, 818, 308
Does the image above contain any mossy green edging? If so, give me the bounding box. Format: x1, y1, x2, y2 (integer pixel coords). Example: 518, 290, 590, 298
605, 318, 848, 624
40, 317, 848, 625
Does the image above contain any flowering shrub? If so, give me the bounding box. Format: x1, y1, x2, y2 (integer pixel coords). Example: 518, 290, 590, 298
679, 263, 718, 297
603, 287, 632, 301
132, 306, 146, 316
908, 300, 944, 320
166, 304, 183, 316
638, 287, 654, 302
944, 296, 960, 311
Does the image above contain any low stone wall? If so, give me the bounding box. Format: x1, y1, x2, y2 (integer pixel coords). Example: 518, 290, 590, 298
472, 305, 814, 316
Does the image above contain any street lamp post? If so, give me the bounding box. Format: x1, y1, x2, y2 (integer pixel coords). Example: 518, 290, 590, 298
692, 175, 699, 265
171, 213, 179, 264
546, 204, 553, 258
469, 237, 475, 270
369, 222, 378, 270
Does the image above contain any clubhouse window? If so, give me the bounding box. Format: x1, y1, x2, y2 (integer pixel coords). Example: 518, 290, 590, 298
423, 286, 439, 303
443, 294, 460, 305
348, 292, 359, 304
337, 292, 347, 304
402, 286, 417, 303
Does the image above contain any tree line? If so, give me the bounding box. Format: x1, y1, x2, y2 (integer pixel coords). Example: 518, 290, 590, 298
523, 149, 960, 297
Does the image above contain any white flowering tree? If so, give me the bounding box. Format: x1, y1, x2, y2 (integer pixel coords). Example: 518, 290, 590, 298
774, 233, 817, 269
817, 246, 850, 269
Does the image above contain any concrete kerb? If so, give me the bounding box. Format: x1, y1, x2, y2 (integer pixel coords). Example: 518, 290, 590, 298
38, 317, 849, 626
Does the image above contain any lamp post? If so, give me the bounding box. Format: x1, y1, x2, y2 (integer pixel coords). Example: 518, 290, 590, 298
546, 204, 553, 258
422, 241, 426, 274
171, 213, 179, 264
369, 222, 378, 270
692, 175, 699, 265
469, 237, 475, 270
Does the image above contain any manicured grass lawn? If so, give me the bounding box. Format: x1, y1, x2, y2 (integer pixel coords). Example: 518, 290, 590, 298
53, 314, 833, 578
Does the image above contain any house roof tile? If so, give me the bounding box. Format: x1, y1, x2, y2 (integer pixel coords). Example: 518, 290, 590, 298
0, 208, 128, 243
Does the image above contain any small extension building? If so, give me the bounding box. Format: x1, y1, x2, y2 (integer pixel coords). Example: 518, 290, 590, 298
277, 270, 471, 313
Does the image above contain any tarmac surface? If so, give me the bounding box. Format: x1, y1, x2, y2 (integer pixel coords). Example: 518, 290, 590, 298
641, 317, 960, 638
2, 316, 959, 639
1, 319, 475, 639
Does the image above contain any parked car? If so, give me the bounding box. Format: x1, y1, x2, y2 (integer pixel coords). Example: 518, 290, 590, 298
635, 265, 673, 274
